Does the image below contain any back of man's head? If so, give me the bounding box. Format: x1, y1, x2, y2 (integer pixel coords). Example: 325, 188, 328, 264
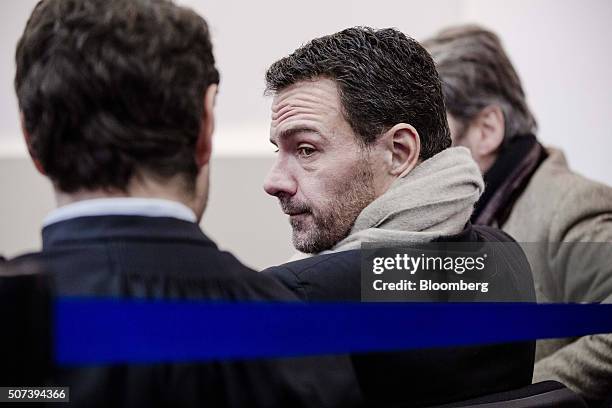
15, 0, 219, 194
423, 25, 536, 142
265, 27, 451, 160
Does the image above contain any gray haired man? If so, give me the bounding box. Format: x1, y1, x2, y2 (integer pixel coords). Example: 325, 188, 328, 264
424, 25, 612, 404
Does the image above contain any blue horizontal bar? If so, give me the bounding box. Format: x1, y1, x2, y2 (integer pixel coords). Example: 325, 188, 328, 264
54, 299, 612, 366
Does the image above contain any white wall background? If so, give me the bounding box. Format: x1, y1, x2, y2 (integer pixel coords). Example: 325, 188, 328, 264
463, 0, 612, 187
1, 0, 611, 268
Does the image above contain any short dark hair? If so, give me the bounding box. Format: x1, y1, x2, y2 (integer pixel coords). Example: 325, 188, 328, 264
15, 0, 219, 193
422, 25, 537, 141
265, 27, 451, 160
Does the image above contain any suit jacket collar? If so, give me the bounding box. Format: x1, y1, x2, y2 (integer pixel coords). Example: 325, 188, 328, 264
42, 215, 215, 251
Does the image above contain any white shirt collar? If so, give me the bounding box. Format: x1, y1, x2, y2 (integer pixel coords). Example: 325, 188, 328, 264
43, 197, 197, 227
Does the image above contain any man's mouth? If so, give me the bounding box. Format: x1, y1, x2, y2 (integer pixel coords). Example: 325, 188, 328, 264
279, 198, 310, 218
285, 211, 308, 217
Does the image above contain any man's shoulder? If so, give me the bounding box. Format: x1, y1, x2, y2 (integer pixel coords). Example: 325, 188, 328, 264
3, 242, 297, 301
531, 147, 611, 198
2, 251, 50, 275
514, 147, 612, 212
264, 225, 525, 301
471, 224, 517, 243
211, 249, 299, 300
266, 250, 362, 276
507, 147, 612, 240
0, 254, 53, 302
263, 250, 362, 301
434, 222, 517, 243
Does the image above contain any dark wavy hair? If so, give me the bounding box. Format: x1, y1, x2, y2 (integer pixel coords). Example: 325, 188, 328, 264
15, 0, 220, 193
265, 27, 451, 160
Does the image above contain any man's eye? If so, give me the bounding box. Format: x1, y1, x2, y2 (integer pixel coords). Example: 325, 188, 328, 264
297, 146, 316, 157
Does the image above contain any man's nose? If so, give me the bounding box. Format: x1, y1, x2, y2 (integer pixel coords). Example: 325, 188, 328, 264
263, 159, 297, 197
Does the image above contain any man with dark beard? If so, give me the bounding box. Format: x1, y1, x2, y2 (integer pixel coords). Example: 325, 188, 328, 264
261, 27, 538, 407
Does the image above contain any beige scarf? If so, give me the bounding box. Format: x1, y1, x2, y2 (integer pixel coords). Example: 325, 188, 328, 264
326, 146, 484, 252
290, 147, 484, 260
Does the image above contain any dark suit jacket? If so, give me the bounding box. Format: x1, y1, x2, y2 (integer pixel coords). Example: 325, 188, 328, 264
1, 215, 362, 408
263, 224, 536, 408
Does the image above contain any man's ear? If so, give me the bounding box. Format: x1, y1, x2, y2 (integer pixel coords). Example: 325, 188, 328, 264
472, 105, 505, 156
383, 123, 421, 177
20, 112, 45, 175
195, 84, 218, 168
